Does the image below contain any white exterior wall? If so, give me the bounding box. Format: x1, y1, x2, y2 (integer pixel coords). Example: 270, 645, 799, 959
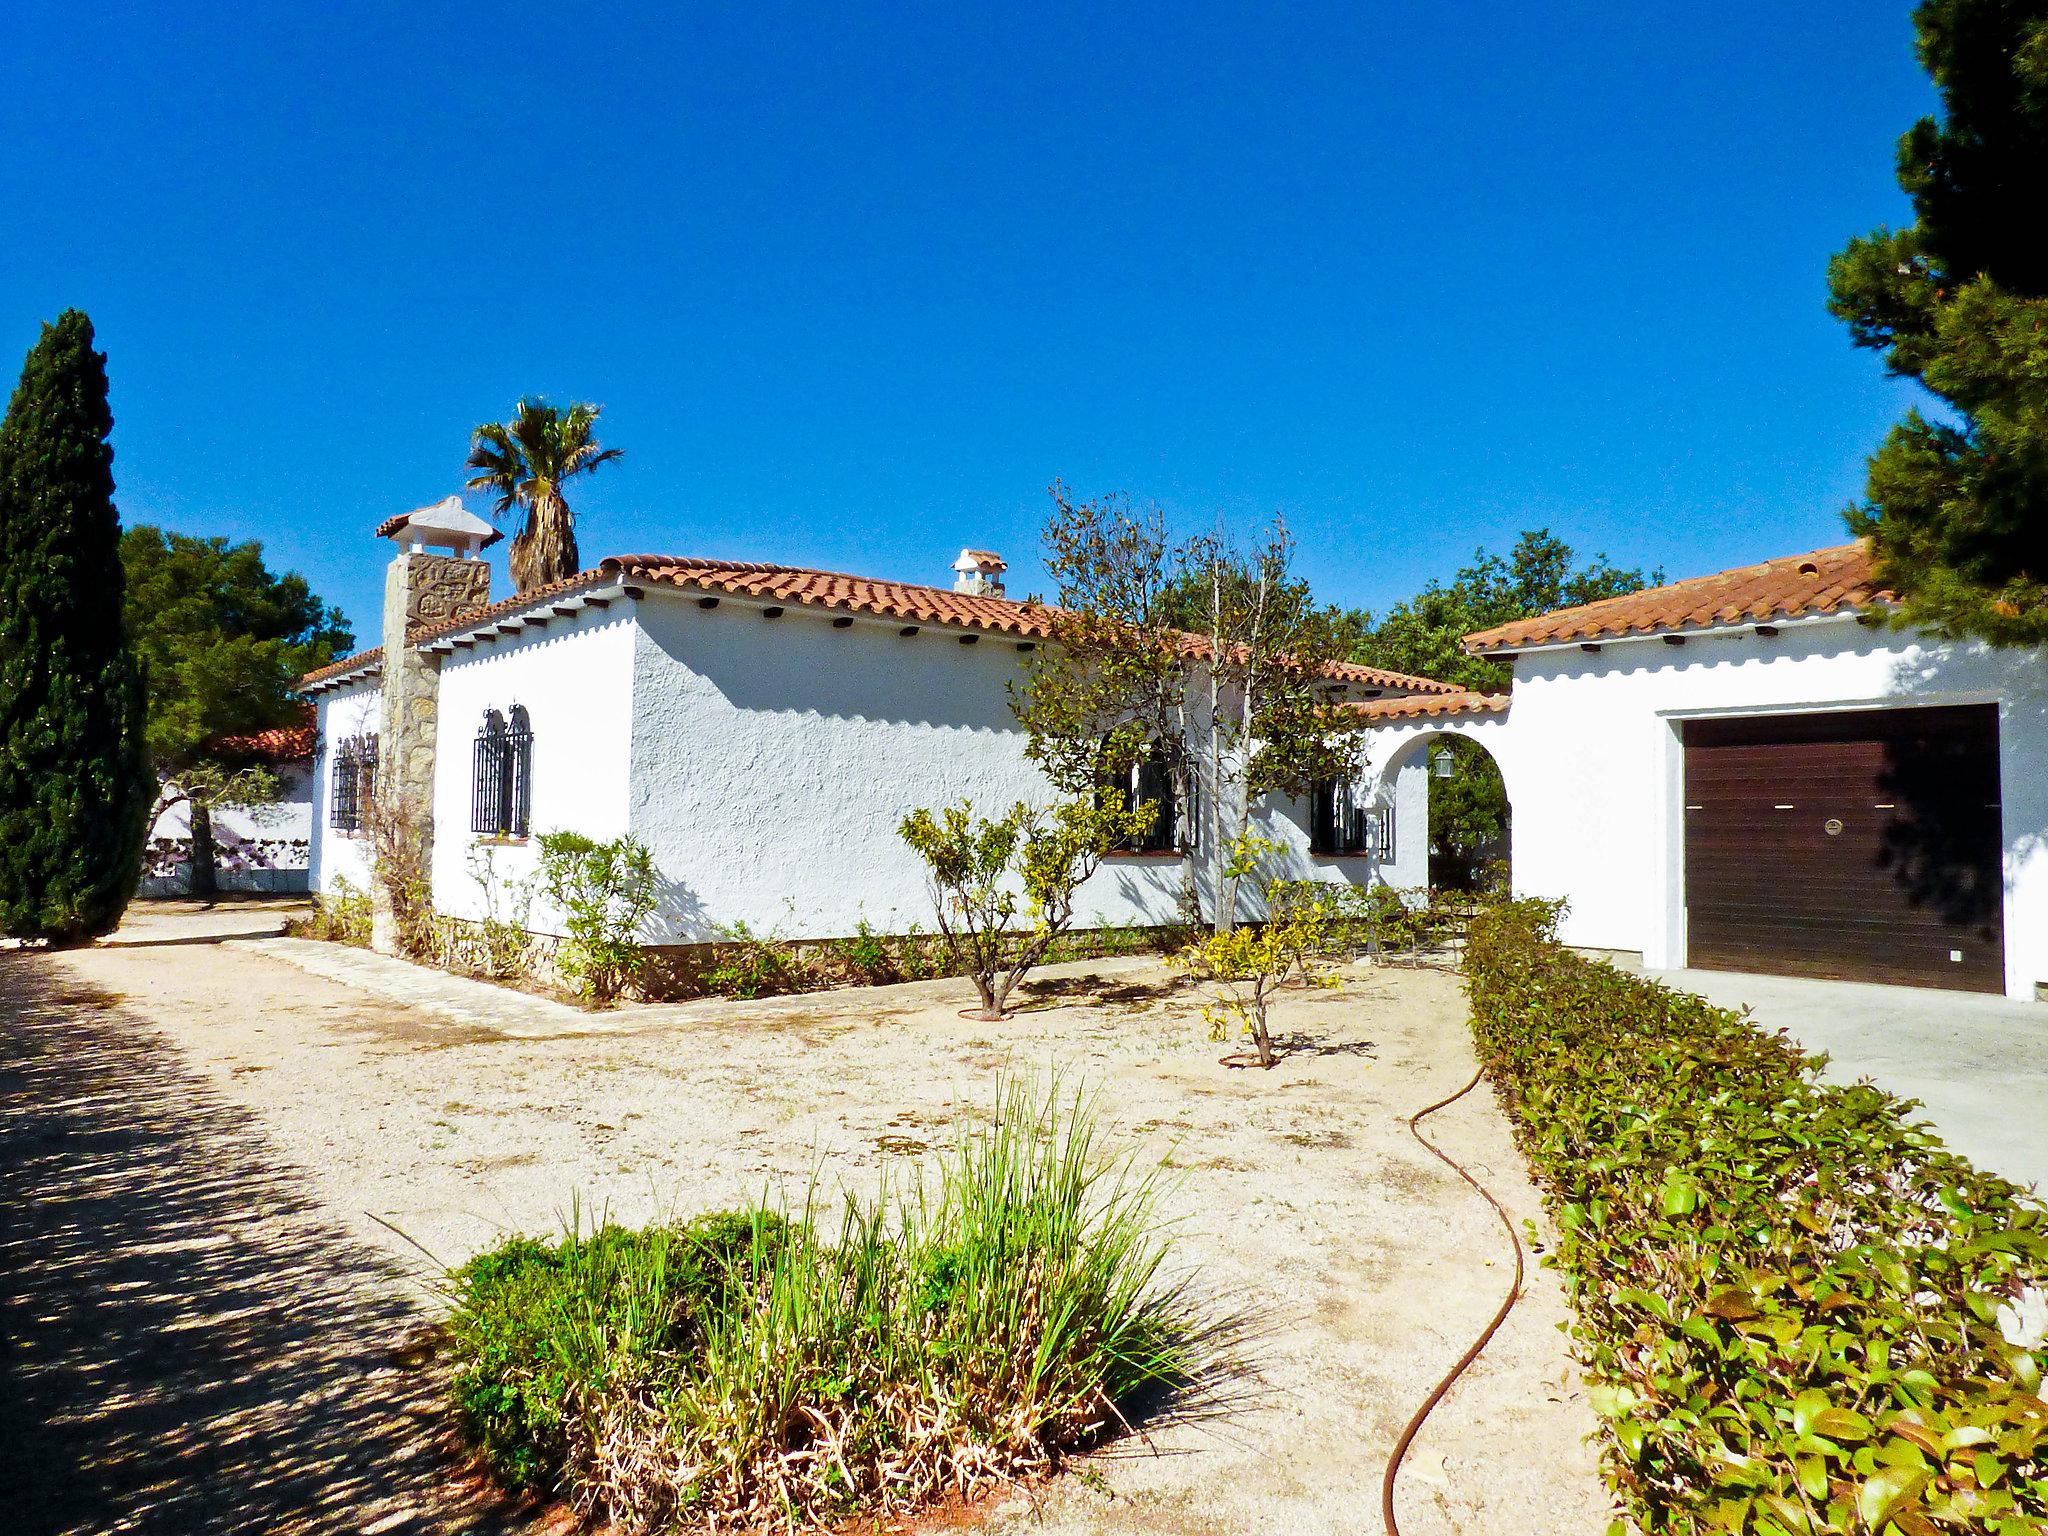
308, 682, 382, 896
1492, 616, 2048, 1000
625, 591, 1200, 941
429, 606, 639, 931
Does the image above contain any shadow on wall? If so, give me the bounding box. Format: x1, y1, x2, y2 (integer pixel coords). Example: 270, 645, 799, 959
1888, 640, 2048, 897
638, 597, 1029, 732
0, 955, 519, 1535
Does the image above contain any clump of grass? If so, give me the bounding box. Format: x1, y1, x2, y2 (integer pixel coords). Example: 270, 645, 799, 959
444, 1079, 1205, 1530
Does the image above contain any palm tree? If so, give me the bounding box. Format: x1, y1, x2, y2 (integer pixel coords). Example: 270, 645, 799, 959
465, 399, 623, 592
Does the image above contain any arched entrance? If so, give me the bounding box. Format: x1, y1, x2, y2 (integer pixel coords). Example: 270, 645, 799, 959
1347, 694, 1519, 897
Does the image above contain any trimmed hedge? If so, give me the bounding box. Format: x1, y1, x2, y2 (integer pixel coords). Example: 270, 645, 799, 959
1464, 901, 2048, 1535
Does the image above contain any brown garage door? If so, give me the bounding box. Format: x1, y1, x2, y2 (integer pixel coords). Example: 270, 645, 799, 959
1683, 706, 2003, 991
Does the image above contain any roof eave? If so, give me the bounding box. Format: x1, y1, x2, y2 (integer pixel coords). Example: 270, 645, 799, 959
1464, 603, 1889, 658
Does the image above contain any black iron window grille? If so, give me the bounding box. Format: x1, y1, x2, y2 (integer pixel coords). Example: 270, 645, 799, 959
330, 734, 376, 834
1100, 738, 1189, 853
1310, 779, 1384, 857
471, 705, 533, 837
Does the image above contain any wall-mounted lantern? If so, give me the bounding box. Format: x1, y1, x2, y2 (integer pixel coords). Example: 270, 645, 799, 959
1432, 748, 1455, 779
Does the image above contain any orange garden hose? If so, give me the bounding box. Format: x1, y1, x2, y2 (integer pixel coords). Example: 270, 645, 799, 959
1379, 1064, 1527, 1536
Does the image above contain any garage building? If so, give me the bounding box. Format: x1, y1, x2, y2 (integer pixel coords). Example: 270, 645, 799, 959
1357, 541, 2048, 999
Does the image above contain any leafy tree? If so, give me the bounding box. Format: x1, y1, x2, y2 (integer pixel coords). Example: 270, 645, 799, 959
466, 399, 624, 593
1172, 844, 1341, 1069
0, 311, 151, 943
1827, 0, 2048, 643
900, 795, 1154, 1018
1015, 484, 1354, 934
1348, 529, 1660, 693
121, 526, 352, 895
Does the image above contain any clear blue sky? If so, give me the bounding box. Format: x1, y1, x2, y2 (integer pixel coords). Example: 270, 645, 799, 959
1, 1, 1933, 644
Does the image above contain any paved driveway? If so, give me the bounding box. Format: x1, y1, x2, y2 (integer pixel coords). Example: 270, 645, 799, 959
1651, 968, 2048, 1196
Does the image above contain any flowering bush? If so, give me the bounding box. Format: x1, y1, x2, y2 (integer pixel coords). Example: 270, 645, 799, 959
1465, 900, 2048, 1534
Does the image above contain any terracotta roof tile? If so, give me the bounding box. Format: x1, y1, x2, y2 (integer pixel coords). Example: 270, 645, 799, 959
1342, 690, 1510, 722
604, 555, 1461, 693
1463, 541, 1889, 653
299, 554, 1463, 698
212, 708, 318, 762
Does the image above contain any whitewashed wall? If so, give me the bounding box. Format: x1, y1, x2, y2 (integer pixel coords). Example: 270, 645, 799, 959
429, 606, 639, 930
626, 591, 1196, 940
1486, 617, 2048, 999
308, 682, 381, 896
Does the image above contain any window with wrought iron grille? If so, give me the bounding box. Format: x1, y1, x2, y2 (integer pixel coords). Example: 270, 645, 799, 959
1101, 738, 1192, 853
1310, 779, 1390, 858
471, 705, 533, 837
329, 734, 376, 834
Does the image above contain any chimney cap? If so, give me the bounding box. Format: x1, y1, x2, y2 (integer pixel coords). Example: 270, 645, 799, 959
952, 548, 1007, 574
377, 495, 502, 557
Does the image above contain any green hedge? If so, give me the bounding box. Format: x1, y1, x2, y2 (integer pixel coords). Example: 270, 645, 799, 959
1464, 901, 2048, 1535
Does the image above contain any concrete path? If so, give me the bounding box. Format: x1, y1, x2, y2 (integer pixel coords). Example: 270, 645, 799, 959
1651, 967, 2048, 1196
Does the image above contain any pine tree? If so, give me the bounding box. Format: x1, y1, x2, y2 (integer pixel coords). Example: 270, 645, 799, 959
0, 311, 151, 942
1828, 0, 2048, 643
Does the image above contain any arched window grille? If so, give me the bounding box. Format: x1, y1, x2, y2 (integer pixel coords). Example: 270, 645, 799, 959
329, 734, 377, 833
1100, 737, 1191, 853
471, 706, 533, 836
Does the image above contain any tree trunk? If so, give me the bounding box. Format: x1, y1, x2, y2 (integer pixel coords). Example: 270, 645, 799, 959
187, 801, 218, 900
511, 489, 579, 593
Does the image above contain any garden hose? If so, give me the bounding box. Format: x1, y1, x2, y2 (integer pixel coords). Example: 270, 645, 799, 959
1379, 1063, 1527, 1536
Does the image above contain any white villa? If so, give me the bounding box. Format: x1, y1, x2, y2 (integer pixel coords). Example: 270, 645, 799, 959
302, 502, 1450, 954
305, 504, 2048, 1001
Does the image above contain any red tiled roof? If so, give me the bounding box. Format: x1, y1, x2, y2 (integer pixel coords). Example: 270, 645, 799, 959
298, 554, 1463, 697
297, 569, 612, 688
213, 708, 318, 762
603, 555, 1461, 693
299, 643, 384, 688
1343, 690, 1510, 722
1463, 541, 1889, 654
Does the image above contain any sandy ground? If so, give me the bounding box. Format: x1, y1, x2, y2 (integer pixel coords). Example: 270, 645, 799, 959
2, 905, 1616, 1535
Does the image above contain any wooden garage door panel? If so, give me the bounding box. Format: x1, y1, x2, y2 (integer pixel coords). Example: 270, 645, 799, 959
1682, 706, 2003, 992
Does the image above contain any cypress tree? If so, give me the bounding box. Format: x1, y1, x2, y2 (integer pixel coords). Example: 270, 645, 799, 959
0, 311, 151, 942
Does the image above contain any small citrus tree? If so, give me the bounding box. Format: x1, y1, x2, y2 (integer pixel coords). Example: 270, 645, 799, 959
1173, 839, 1340, 1069
900, 796, 1154, 1019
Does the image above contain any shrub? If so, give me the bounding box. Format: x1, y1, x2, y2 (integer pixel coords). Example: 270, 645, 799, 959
1464, 901, 2048, 1535
534, 831, 657, 1005
455, 844, 535, 981
839, 917, 899, 985
1173, 877, 1340, 1068
443, 1079, 1206, 1529
296, 877, 372, 946
704, 918, 817, 999
900, 796, 1154, 1018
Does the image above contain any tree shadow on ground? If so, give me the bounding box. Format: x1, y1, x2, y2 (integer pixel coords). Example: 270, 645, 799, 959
1018, 971, 1195, 1009
1268, 1033, 1378, 1061
0, 954, 528, 1536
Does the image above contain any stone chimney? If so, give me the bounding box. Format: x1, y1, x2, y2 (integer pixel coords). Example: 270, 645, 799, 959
371, 497, 497, 953
952, 548, 1007, 598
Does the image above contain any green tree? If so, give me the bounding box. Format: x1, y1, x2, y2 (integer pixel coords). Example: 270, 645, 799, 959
1827, 0, 2048, 643
1348, 529, 1660, 693
1013, 484, 1354, 934
0, 311, 151, 943
121, 526, 352, 894
900, 795, 1154, 1018
466, 399, 624, 593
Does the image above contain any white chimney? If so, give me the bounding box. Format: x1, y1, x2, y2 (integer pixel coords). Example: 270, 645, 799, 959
952, 548, 1007, 598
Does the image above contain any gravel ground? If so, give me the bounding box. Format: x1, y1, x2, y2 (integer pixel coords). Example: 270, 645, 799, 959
2, 905, 1615, 1535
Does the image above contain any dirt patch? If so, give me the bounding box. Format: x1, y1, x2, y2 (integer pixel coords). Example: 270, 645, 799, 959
11, 931, 1617, 1536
